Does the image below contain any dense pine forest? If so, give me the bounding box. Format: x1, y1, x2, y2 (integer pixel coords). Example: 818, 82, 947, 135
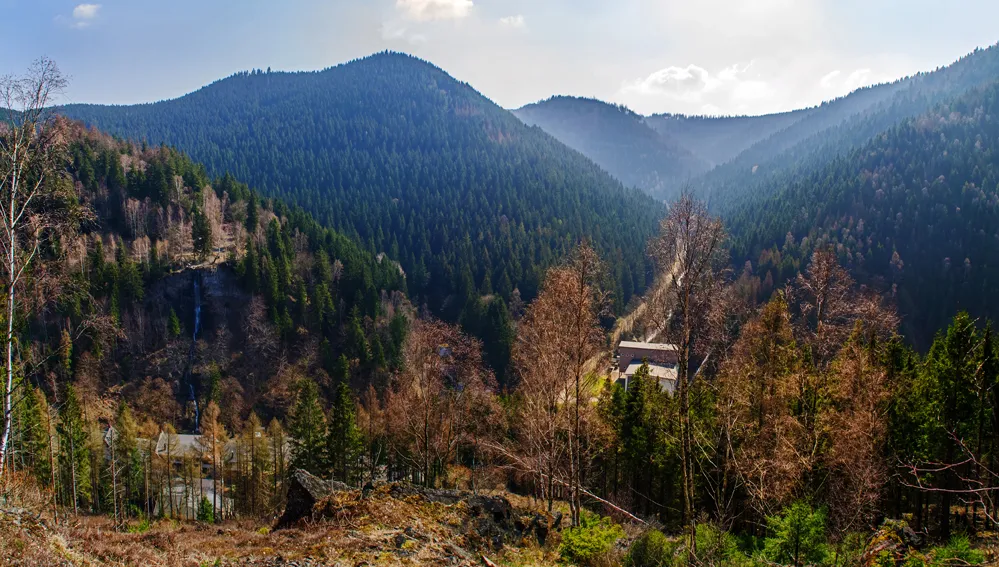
58, 52, 661, 321
513, 96, 710, 197
726, 70, 999, 348
6, 40, 999, 567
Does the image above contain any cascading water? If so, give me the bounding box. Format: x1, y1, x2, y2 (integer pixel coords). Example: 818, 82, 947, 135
185, 274, 202, 430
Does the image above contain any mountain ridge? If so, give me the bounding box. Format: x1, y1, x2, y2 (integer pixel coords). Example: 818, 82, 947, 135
58, 51, 661, 319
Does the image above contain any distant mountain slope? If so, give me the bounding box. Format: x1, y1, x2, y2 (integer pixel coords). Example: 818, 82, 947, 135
702, 42, 999, 213
726, 78, 999, 347
513, 96, 710, 198
59, 52, 661, 313
644, 109, 815, 167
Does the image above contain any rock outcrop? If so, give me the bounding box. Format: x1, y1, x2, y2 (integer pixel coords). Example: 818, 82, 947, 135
275, 469, 350, 528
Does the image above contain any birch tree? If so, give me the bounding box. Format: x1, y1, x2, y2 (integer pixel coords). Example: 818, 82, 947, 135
0, 58, 69, 477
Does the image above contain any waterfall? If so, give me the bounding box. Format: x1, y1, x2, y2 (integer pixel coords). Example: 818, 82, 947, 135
187, 274, 202, 430
193, 277, 201, 342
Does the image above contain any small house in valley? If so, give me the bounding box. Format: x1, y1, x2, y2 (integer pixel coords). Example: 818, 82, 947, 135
614, 341, 679, 393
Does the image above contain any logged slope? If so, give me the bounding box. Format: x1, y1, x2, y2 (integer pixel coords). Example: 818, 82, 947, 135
59, 52, 661, 313
513, 96, 710, 198
726, 78, 999, 347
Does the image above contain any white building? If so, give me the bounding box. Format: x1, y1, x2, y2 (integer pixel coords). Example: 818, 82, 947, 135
613, 341, 680, 393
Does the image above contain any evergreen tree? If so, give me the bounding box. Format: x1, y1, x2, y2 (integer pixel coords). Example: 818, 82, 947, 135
266, 418, 287, 509
245, 192, 259, 233
168, 308, 182, 337
58, 385, 92, 513
481, 297, 514, 386
332, 354, 350, 386
16, 386, 50, 485
346, 307, 370, 364
191, 201, 213, 259
325, 381, 364, 485
288, 378, 327, 476
114, 402, 140, 518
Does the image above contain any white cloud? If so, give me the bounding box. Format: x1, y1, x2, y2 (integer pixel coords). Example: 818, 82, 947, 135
622, 61, 774, 112
71, 3, 101, 28
381, 20, 427, 45
818, 68, 883, 93
396, 0, 472, 22
819, 70, 841, 89
624, 64, 713, 99
844, 68, 874, 91
499, 15, 526, 30
618, 53, 914, 115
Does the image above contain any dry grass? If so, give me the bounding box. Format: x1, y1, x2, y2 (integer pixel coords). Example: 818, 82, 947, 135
0, 484, 568, 567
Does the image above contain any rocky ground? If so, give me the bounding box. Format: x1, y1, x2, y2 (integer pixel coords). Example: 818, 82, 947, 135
0, 477, 566, 567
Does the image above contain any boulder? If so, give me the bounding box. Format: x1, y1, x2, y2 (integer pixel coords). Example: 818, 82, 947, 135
276, 469, 349, 528
860, 519, 922, 567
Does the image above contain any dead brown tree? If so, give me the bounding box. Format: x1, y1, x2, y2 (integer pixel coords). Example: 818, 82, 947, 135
387, 318, 494, 488
647, 192, 726, 556
505, 243, 605, 525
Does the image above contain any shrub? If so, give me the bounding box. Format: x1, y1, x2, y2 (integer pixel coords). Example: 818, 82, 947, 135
696, 523, 752, 567
560, 511, 625, 566
126, 517, 151, 534
625, 529, 677, 567
763, 502, 829, 567
928, 535, 984, 567
197, 497, 215, 524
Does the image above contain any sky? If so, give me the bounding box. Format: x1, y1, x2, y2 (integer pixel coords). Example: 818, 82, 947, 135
3, 0, 999, 116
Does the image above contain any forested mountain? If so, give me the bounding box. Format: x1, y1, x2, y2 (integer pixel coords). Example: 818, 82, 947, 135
28, 122, 407, 435
515, 43, 999, 210
703, 42, 999, 214
509, 43, 999, 350
513, 96, 710, 197
726, 77, 999, 347
58, 52, 661, 319
645, 108, 814, 167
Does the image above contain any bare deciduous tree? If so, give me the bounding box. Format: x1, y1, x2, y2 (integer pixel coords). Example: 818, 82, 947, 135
647, 192, 726, 555
387, 318, 494, 488
1, 59, 72, 478
789, 248, 897, 367
503, 243, 606, 524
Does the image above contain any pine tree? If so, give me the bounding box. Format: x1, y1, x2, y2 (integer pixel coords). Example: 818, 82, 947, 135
58, 385, 91, 513
333, 354, 350, 386
59, 329, 73, 377
191, 201, 213, 260
346, 307, 370, 364
481, 297, 514, 386
326, 382, 364, 485
314, 282, 335, 333
239, 413, 270, 516
245, 193, 259, 233
168, 308, 182, 338
23, 387, 53, 485
288, 379, 327, 476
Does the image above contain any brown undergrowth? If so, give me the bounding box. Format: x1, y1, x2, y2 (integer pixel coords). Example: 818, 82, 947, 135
1, 483, 566, 567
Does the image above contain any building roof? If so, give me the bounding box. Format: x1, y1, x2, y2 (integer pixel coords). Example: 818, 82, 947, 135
155, 432, 237, 462
623, 362, 677, 382
618, 341, 678, 352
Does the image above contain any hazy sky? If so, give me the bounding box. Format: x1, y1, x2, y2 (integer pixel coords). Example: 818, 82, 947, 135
3, 0, 998, 116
